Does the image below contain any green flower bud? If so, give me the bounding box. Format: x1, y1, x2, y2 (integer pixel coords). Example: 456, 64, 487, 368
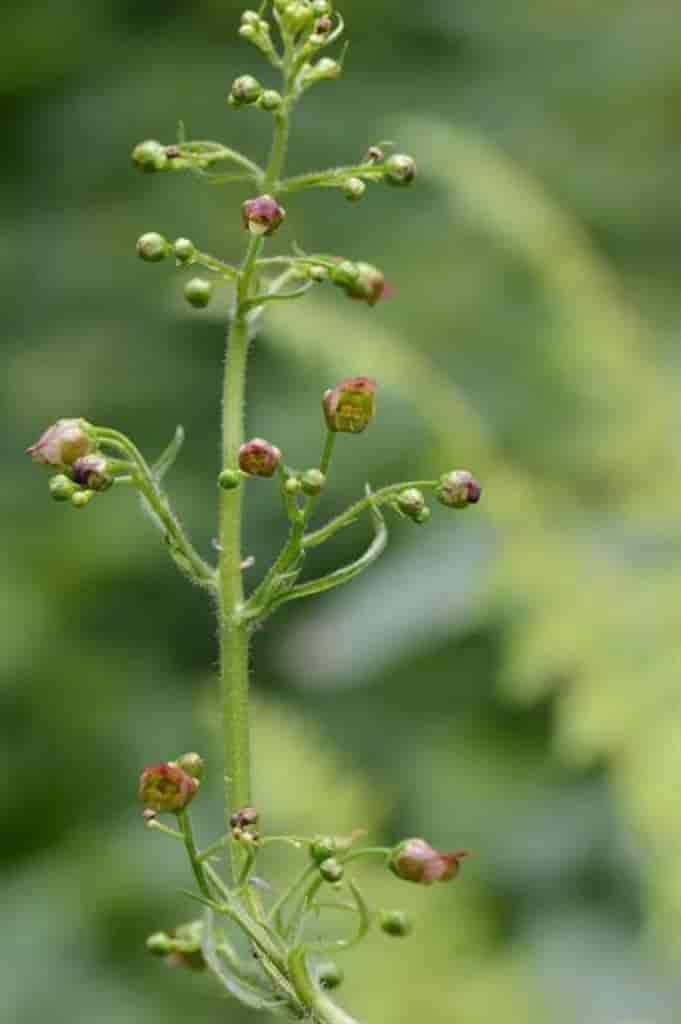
322, 377, 377, 434
259, 89, 283, 111
239, 23, 257, 41
176, 752, 204, 781
436, 470, 482, 509
380, 910, 412, 937
341, 262, 386, 306
310, 835, 337, 863
301, 469, 326, 496
230, 74, 263, 106
71, 454, 113, 492
49, 474, 77, 502
218, 468, 241, 490
330, 260, 360, 288
239, 438, 282, 477
366, 145, 385, 164
319, 857, 344, 883
138, 761, 199, 814
27, 418, 95, 467
317, 961, 344, 990
343, 177, 366, 201
384, 153, 416, 186
71, 489, 95, 509
312, 57, 342, 80
414, 507, 431, 525
397, 488, 425, 519
136, 232, 169, 263
308, 264, 328, 282
184, 277, 213, 309
132, 139, 168, 173
173, 238, 196, 264
147, 932, 173, 956
311, 0, 332, 15
241, 9, 260, 24
284, 2, 313, 31
285, 476, 302, 495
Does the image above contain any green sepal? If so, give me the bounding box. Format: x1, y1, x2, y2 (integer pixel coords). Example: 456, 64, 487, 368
152, 425, 185, 482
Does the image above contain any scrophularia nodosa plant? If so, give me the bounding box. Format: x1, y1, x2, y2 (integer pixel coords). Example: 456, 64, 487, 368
29, 3, 482, 1020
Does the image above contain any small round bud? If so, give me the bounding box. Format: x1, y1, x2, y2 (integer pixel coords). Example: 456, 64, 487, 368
173, 238, 196, 264
147, 932, 172, 957
319, 857, 344, 883
317, 961, 344, 990
218, 468, 241, 490
284, 2, 313, 30
138, 761, 199, 814
238, 438, 282, 477
27, 418, 95, 467
330, 260, 360, 288
301, 469, 326, 496
259, 89, 283, 111
312, 0, 331, 15
71, 489, 95, 509
49, 474, 77, 502
241, 194, 286, 237
143, 808, 157, 823
389, 838, 468, 885
136, 232, 169, 263
132, 139, 168, 173
184, 278, 213, 309
366, 145, 385, 164
176, 752, 204, 781
308, 264, 328, 282
71, 454, 113, 492
436, 470, 482, 509
323, 377, 377, 434
238, 806, 259, 826
230, 74, 263, 106
310, 836, 337, 863
285, 476, 302, 495
343, 177, 366, 201
414, 507, 431, 525
314, 57, 342, 79
380, 910, 412, 937
397, 488, 426, 519
241, 9, 260, 24
315, 15, 333, 33
342, 262, 386, 306
238, 23, 257, 41
384, 153, 416, 186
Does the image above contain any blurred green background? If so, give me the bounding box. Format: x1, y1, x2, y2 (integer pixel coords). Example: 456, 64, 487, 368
3, 0, 681, 1020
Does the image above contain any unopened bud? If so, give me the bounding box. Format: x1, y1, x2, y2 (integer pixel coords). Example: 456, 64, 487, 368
315, 15, 333, 33
384, 154, 416, 186
132, 139, 168, 173
241, 194, 286, 237
436, 470, 482, 509
284, 2, 313, 31
147, 932, 172, 957
380, 910, 412, 937
323, 377, 377, 434
259, 89, 283, 111
176, 752, 204, 781
138, 761, 199, 814
238, 438, 282, 477
173, 238, 196, 264
317, 961, 343, 990
71, 489, 95, 509
414, 507, 431, 525
230, 805, 259, 828
49, 474, 77, 502
343, 177, 366, 201
285, 476, 301, 495
311, 0, 331, 14
71, 454, 113, 492
27, 418, 95, 467
308, 264, 328, 282
301, 469, 326, 496
310, 835, 337, 863
319, 857, 344, 883
366, 145, 385, 164
229, 75, 262, 106
241, 9, 260, 24
218, 468, 241, 490
184, 278, 213, 309
312, 57, 342, 80
396, 488, 425, 520
239, 23, 257, 41
330, 260, 360, 288
389, 838, 468, 884
136, 232, 169, 263
342, 262, 386, 306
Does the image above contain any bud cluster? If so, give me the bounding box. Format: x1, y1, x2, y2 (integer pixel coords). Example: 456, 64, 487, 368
27, 420, 120, 509
230, 805, 260, 842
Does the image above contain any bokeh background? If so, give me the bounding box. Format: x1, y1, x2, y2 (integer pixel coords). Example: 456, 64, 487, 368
3, 1, 681, 1021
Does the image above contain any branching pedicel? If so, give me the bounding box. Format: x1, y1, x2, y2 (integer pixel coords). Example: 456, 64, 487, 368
28, 4, 481, 1020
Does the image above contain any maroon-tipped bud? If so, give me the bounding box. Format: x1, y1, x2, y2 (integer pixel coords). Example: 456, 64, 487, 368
27, 419, 95, 467
347, 262, 387, 305
138, 761, 199, 814
436, 470, 482, 509
315, 14, 333, 33
323, 377, 377, 434
366, 145, 385, 164
230, 805, 259, 829
71, 454, 113, 492
241, 194, 286, 237
389, 839, 468, 884
238, 438, 282, 477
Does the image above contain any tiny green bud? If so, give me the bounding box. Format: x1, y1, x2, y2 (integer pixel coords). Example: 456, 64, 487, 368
71, 489, 95, 509
436, 470, 482, 509
132, 139, 168, 173
49, 474, 77, 502
311, 0, 331, 14
241, 9, 260, 24
380, 910, 412, 937
313, 57, 342, 79
301, 468, 326, 496
184, 278, 213, 309
343, 177, 366, 201
218, 468, 241, 490
384, 153, 416, 186
230, 74, 262, 106
308, 264, 328, 282
414, 507, 431, 525
330, 260, 360, 288
397, 488, 426, 518
319, 857, 344, 883
285, 476, 302, 495
317, 961, 344, 990
173, 238, 196, 264
285, 2, 313, 31
340, 262, 387, 306
310, 835, 337, 863
136, 232, 169, 263
176, 752, 204, 781
259, 89, 283, 111
238, 23, 257, 41
147, 932, 172, 957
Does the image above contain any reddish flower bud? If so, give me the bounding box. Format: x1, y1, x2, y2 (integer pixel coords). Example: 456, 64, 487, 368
436, 470, 482, 509
27, 419, 95, 467
138, 761, 199, 814
332, 261, 386, 305
322, 377, 377, 434
241, 194, 286, 237
238, 438, 282, 477
389, 839, 468, 884
71, 454, 113, 492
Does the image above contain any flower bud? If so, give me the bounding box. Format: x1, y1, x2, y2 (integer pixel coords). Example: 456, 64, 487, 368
71, 454, 113, 492
49, 474, 78, 502
259, 89, 283, 111
184, 278, 213, 309
312, 57, 342, 80
384, 153, 416, 186
238, 438, 282, 477
284, 2, 313, 31
315, 14, 333, 33
310, 835, 337, 863
366, 145, 385, 164
138, 761, 199, 814
241, 194, 286, 237
436, 470, 482, 509
380, 910, 412, 937
323, 377, 377, 434
343, 177, 366, 201
241, 10, 260, 25
389, 839, 468, 884
343, 262, 386, 306
229, 74, 263, 106
396, 488, 425, 520
311, 0, 331, 14
27, 418, 95, 467
230, 805, 259, 829
285, 476, 301, 495
132, 139, 168, 173
239, 23, 257, 41
173, 238, 196, 264
136, 232, 169, 263
301, 469, 326, 496
176, 752, 204, 781
218, 468, 241, 490
71, 489, 95, 509
330, 260, 360, 289
414, 507, 431, 525
147, 932, 172, 957
319, 857, 344, 883
317, 961, 343, 990
307, 264, 328, 282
